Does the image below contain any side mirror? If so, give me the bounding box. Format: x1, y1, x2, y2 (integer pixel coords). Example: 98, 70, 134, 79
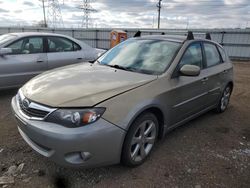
179, 64, 200, 76
0, 48, 12, 56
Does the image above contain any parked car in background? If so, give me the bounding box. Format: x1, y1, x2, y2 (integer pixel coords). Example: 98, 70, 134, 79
11, 32, 233, 168
0, 32, 106, 90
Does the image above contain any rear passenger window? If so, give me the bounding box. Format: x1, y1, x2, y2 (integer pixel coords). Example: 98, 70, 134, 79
218, 46, 226, 62
47, 37, 81, 53
204, 43, 221, 67
180, 43, 202, 68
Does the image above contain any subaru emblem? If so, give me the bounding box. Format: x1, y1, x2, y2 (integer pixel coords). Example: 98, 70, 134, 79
22, 98, 30, 109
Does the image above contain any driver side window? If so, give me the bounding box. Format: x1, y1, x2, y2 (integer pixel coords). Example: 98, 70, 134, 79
7, 37, 43, 55
180, 43, 202, 68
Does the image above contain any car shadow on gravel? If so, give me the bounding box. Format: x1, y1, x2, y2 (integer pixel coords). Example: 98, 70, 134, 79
46, 164, 132, 188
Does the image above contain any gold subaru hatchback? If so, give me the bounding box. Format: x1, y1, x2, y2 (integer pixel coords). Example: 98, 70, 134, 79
12, 33, 233, 168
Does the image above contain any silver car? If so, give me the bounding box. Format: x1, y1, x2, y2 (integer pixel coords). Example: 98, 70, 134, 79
0, 32, 105, 90
11, 33, 233, 168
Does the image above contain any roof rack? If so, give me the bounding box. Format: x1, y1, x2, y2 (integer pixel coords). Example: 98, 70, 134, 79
134, 31, 141, 37
187, 31, 194, 40
133, 30, 212, 41
205, 33, 212, 40
186, 31, 212, 40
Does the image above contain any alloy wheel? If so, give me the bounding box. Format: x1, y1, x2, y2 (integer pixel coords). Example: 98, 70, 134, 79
221, 86, 231, 111
130, 120, 157, 162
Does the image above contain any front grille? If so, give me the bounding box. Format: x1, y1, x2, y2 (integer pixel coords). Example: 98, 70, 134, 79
18, 94, 51, 119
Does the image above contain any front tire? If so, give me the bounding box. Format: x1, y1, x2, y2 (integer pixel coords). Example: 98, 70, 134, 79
215, 85, 232, 113
121, 112, 159, 167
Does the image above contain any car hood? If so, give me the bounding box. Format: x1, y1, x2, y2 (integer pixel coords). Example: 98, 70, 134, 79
21, 63, 157, 107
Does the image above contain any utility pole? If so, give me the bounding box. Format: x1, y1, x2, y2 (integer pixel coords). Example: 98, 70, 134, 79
42, 0, 47, 27
186, 19, 189, 30
157, 0, 162, 29
152, 15, 155, 28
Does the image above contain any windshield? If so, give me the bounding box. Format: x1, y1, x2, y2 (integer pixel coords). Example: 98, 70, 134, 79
98, 39, 180, 75
0, 34, 17, 46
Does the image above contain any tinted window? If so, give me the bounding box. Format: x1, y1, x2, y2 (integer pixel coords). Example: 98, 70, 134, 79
180, 43, 202, 68
98, 39, 181, 75
7, 37, 43, 54
48, 37, 81, 52
218, 46, 226, 62
204, 43, 221, 67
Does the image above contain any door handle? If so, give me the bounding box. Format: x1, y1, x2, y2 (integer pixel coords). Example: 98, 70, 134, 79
77, 57, 83, 60
201, 77, 208, 82
36, 60, 44, 63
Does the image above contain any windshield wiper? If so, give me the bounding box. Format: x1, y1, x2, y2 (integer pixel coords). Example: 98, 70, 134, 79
106, 64, 128, 71
101, 63, 141, 73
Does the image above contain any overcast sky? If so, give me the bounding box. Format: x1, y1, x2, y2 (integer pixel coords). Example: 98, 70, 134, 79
0, 0, 249, 29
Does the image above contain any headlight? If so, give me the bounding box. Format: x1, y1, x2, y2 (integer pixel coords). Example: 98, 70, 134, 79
45, 108, 105, 128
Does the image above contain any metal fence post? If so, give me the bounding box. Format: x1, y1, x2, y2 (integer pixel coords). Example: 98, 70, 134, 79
95, 29, 98, 48
221, 31, 226, 46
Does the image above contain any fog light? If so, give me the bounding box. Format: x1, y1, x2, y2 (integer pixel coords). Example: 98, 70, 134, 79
80, 152, 92, 161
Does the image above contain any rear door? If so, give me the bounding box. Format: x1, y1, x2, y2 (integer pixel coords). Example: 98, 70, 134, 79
202, 42, 226, 106
0, 36, 47, 89
46, 36, 84, 69
168, 42, 210, 125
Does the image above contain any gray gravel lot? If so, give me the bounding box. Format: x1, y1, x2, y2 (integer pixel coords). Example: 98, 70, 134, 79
0, 62, 250, 188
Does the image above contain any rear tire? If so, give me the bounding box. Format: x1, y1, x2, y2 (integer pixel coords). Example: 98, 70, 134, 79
121, 112, 159, 167
215, 85, 232, 113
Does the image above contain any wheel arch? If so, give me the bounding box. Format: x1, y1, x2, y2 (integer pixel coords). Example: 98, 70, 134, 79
227, 81, 234, 91
126, 105, 166, 140
120, 105, 166, 166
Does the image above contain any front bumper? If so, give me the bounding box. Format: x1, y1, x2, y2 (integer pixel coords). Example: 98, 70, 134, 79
11, 96, 126, 168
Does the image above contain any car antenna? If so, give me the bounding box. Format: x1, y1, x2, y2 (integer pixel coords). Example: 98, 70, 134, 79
134, 30, 141, 37
187, 31, 194, 40
206, 33, 212, 40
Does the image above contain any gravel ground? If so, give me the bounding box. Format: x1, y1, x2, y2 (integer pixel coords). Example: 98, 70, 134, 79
0, 62, 250, 188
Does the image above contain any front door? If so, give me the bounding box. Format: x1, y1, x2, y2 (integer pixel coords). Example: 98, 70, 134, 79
168, 42, 210, 126
0, 37, 47, 89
